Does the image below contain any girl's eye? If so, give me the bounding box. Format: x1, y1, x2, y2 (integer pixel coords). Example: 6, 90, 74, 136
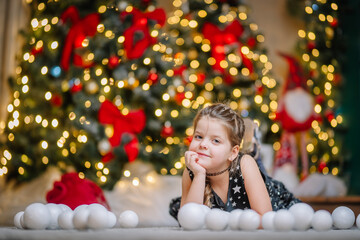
213, 139, 220, 144
194, 135, 202, 140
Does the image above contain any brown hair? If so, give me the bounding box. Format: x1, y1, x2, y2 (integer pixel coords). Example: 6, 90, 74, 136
192, 103, 245, 207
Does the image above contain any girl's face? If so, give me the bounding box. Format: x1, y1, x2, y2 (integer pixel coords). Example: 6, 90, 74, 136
189, 117, 239, 172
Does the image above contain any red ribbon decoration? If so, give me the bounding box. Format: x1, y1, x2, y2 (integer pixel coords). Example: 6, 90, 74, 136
98, 100, 146, 163
120, 7, 166, 59
202, 20, 254, 81
60, 6, 100, 71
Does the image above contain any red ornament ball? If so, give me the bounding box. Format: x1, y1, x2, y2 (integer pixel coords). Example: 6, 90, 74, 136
161, 126, 174, 138
196, 73, 206, 85
51, 94, 63, 107
70, 81, 83, 93
147, 72, 159, 84
333, 74, 342, 85
174, 92, 186, 105
330, 18, 338, 28
108, 55, 120, 69
325, 109, 335, 122
31, 46, 43, 56
184, 136, 193, 147
315, 94, 325, 104
307, 41, 316, 51
256, 85, 264, 95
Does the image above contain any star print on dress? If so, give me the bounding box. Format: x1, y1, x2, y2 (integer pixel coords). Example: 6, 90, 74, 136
233, 185, 241, 193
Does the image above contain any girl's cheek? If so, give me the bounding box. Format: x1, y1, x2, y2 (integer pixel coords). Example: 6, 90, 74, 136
188, 142, 197, 151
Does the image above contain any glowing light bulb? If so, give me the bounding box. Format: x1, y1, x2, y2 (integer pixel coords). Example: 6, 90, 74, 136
41, 141, 48, 149
45, 91, 52, 100
155, 109, 163, 117
132, 177, 140, 186
124, 170, 131, 177
50, 41, 58, 49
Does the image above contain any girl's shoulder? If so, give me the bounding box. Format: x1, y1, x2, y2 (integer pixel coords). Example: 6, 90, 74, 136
238, 153, 263, 177
239, 153, 257, 167
230, 153, 255, 176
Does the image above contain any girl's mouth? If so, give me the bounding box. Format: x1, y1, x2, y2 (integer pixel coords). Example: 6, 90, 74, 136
197, 152, 210, 158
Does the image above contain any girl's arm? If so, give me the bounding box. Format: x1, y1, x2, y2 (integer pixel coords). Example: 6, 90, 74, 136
241, 154, 272, 215
180, 167, 206, 207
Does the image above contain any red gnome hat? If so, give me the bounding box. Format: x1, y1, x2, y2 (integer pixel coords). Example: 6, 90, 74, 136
46, 172, 110, 210
275, 53, 319, 133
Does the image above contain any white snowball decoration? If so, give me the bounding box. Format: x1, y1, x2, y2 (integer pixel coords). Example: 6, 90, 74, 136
118, 210, 139, 228
20, 214, 25, 229
107, 211, 117, 228
87, 203, 107, 212
73, 206, 90, 230
177, 203, 206, 230
57, 204, 71, 212
228, 209, 243, 230
23, 203, 51, 230
205, 209, 229, 231
356, 214, 360, 229
199, 205, 211, 215
289, 203, 314, 231
332, 206, 355, 229
46, 203, 63, 229
58, 210, 75, 230
261, 211, 276, 231
238, 209, 260, 231
311, 210, 333, 231
74, 204, 88, 213
88, 207, 109, 230
273, 209, 295, 231
14, 211, 24, 229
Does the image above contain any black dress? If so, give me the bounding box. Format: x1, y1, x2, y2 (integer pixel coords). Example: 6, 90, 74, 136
169, 153, 301, 220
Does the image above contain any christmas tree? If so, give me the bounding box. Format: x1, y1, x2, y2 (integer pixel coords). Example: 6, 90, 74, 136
293, 0, 345, 177
1, 0, 279, 189
0, 0, 188, 189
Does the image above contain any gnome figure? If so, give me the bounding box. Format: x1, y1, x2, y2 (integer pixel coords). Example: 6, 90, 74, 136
273, 53, 319, 190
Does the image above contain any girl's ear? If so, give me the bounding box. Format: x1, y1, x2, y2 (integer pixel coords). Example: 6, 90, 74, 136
229, 145, 240, 161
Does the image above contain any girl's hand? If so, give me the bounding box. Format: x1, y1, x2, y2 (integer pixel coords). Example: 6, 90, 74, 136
185, 151, 206, 176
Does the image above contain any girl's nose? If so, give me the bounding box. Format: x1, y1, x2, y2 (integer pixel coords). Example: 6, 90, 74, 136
199, 139, 208, 149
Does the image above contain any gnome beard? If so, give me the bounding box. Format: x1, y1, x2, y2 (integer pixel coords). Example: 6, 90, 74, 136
284, 88, 314, 124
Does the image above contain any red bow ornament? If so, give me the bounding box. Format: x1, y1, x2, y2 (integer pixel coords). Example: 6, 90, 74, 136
60, 6, 100, 71
202, 20, 254, 81
120, 7, 166, 59
98, 100, 146, 163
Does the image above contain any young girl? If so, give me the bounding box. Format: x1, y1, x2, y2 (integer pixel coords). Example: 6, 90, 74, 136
169, 103, 300, 219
